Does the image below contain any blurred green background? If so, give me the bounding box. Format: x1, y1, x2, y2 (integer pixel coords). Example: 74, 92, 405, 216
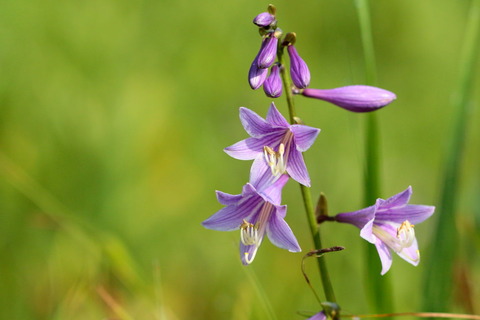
1, 0, 479, 319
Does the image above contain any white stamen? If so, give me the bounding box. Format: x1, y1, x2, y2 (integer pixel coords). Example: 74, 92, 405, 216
263, 143, 286, 176
372, 220, 416, 253
240, 220, 259, 246
396, 220, 415, 248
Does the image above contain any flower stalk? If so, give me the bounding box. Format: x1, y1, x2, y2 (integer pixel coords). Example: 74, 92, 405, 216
278, 44, 337, 304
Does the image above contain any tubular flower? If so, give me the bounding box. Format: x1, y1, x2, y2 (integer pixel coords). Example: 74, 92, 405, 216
248, 55, 269, 90
335, 186, 435, 275
263, 63, 283, 98
301, 85, 397, 112
202, 173, 301, 265
224, 103, 320, 187
287, 45, 310, 89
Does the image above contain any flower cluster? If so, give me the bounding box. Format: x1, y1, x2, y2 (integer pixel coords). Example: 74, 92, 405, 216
202, 103, 320, 264
248, 7, 397, 112
203, 5, 435, 275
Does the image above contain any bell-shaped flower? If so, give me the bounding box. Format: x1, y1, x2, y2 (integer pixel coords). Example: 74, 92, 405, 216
301, 85, 397, 112
224, 103, 320, 187
263, 64, 283, 98
202, 169, 301, 265
287, 45, 310, 89
335, 186, 435, 275
248, 55, 269, 90
256, 35, 278, 69
253, 12, 276, 27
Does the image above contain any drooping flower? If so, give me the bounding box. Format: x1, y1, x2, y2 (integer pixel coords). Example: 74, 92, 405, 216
287, 44, 310, 89
301, 85, 397, 112
224, 103, 320, 187
263, 63, 283, 98
335, 186, 435, 275
202, 171, 301, 265
253, 12, 276, 28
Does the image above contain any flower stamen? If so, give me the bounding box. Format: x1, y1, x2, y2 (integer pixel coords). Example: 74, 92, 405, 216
240, 219, 259, 246
263, 143, 286, 176
396, 220, 415, 248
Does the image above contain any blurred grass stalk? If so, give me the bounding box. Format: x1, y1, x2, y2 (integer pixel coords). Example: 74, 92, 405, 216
423, 0, 480, 312
354, 0, 394, 314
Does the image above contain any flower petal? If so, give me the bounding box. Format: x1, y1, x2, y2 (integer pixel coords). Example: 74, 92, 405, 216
398, 238, 420, 266
258, 174, 289, 205
377, 186, 412, 209
239, 107, 273, 137
224, 137, 264, 160
216, 190, 243, 206
266, 207, 301, 252
290, 124, 320, 152
284, 144, 310, 186
202, 196, 262, 231
360, 217, 376, 244
375, 240, 393, 275
307, 311, 327, 320
266, 102, 289, 127
378, 204, 435, 225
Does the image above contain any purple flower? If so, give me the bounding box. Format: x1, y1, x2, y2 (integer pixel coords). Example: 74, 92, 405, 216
287, 45, 310, 89
253, 12, 276, 27
263, 64, 283, 98
256, 35, 278, 69
301, 85, 397, 112
307, 311, 326, 320
335, 186, 435, 275
202, 174, 301, 265
248, 55, 269, 90
224, 103, 320, 187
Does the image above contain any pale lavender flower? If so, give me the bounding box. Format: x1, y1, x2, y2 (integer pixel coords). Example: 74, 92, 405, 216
307, 311, 326, 320
301, 85, 397, 112
256, 35, 278, 69
335, 186, 435, 275
248, 55, 268, 90
224, 103, 320, 187
202, 173, 300, 265
263, 64, 283, 98
253, 12, 276, 27
287, 45, 310, 89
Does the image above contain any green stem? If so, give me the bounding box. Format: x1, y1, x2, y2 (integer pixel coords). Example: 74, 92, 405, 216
355, 0, 394, 313
423, 0, 480, 311
278, 46, 337, 304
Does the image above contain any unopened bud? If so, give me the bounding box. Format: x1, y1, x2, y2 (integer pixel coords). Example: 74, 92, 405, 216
248, 56, 268, 90
257, 35, 278, 69
263, 64, 283, 98
253, 12, 276, 27
287, 45, 310, 89
301, 85, 397, 112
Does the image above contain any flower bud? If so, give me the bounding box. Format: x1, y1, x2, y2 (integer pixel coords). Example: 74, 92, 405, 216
253, 12, 276, 27
256, 35, 278, 69
287, 45, 310, 89
248, 56, 268, 90
301, 85, 397, 112
263, 64, 283, 98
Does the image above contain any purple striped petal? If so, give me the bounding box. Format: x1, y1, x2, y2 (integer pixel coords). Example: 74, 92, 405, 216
263, 64, 283, 98
248, 57, 268, 90
377, 186, 412, 209
224, 131, 286, 160
265, 102, 289, 127
377, 204, 435, 225
202, 197, 263, 231
266, 208, 301, 252
285, 143, 310, 187
239, 107, 274, 137
288, 45, 310, 89
216, 190, 243, 205
290, 124, 320, 152
256, 36, 278, 69
336, 204, 377, 230
257, 174, 289, 205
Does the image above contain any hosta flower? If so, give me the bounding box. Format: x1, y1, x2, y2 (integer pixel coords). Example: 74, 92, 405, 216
202, 173, 300, 265
287, 45, 310, 89
335, 186, 435, 275
263, 63, 283, 98
301, 85, 396, 112
224, 103, 320, 187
